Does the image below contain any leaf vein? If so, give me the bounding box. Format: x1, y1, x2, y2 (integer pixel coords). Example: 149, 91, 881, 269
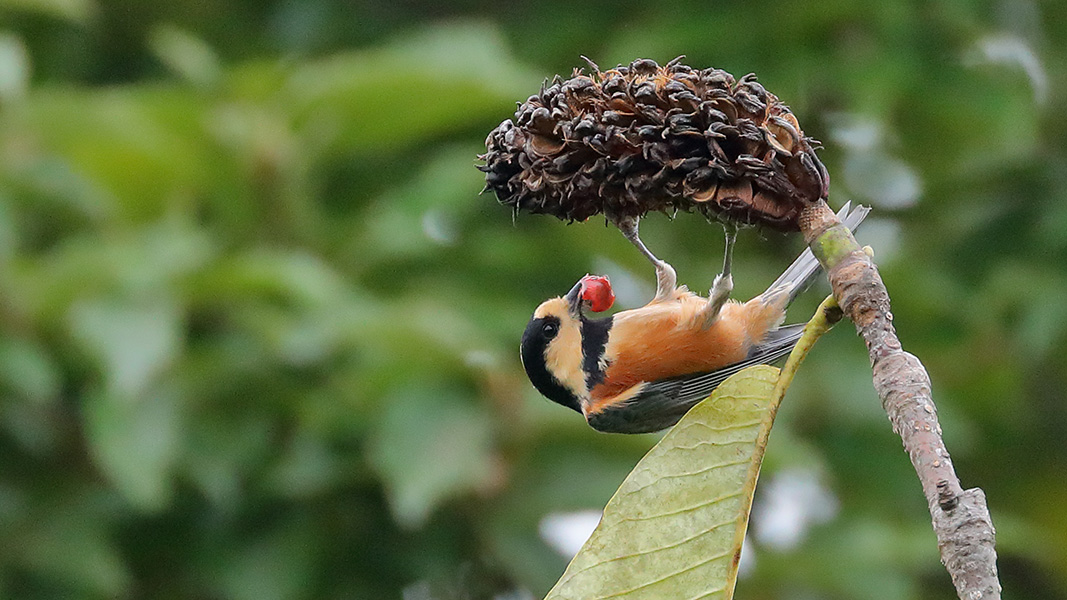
684, 420, 762, 432
685, 588, 726, 600
624, 458, 750, 493
557, 519, 736, 584
591, 551, 730, 599
614, 490, 743, 522
669, 438, 755, 452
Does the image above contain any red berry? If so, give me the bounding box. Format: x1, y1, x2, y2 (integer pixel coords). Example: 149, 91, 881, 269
580, 275, 615, 312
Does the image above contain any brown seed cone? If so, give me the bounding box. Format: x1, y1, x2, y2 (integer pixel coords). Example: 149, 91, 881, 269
478, 57, 829, 231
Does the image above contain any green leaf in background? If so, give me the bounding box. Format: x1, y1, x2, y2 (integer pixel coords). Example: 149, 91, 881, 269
211, 518, 319, 600
83, 387, 182, 512
0, 335, 60, 404
0, 32, 29, 102
0, 0, 94, 23
284, 20, 541, 154
545, 366, 779, 600
367, 386, 496, 529
357, 144, 487, 260
68, 297, 180, 397
19, 500, 130, 597
148, 24, 221, 89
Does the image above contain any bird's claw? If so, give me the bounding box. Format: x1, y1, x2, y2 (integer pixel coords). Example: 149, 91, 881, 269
703, 272, 733, 325
653, 260, 677, 302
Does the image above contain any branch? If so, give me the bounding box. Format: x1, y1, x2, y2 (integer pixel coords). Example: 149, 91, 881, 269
800, 200, 1002, 600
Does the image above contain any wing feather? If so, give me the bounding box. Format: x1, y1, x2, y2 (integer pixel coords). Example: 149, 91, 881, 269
585, 324, 805, 433
640, 323, 803, 405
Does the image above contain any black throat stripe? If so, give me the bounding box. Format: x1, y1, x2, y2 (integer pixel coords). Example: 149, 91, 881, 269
581, 315, 613, 389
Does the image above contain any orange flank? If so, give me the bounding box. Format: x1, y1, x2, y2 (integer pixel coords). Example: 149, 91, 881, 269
587, 286, 790, 410
585, 380, 648, 416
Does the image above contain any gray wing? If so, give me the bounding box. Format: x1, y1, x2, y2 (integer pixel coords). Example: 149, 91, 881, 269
585, 324, 805, 434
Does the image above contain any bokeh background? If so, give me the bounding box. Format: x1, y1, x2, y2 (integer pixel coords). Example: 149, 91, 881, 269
1, 1, 1065, 598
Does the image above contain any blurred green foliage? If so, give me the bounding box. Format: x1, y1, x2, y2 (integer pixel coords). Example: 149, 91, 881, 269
0, 1, 1065, 598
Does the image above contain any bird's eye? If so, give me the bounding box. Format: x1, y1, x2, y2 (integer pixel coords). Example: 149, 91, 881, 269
542, 322, 558, 339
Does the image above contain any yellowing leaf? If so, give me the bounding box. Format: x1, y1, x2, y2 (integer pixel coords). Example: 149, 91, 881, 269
545, 365, 779, 600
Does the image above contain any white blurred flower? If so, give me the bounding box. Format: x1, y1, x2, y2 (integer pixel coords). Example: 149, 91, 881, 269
827, 113, 922, 211
753, 468, 839, 551
738, 535, 757, 578
421, 209, 458, 245
539, 510, 602, 558
968, 34, 1048, 105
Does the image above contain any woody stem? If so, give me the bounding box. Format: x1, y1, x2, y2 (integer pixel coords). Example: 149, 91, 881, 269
800, 200, 1001, 600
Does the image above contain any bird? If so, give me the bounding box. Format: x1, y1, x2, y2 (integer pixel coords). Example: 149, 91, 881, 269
519, 202, 868, 434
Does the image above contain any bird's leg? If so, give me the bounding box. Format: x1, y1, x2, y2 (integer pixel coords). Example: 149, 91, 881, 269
703, 222, 738, 325
617, 216, 676, 302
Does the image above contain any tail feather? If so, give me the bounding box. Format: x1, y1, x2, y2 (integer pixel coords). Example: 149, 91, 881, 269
750, 322, 806, 360
765, 201, 870, 306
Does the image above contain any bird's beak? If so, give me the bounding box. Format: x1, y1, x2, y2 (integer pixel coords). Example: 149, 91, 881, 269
564, 279, 585, 317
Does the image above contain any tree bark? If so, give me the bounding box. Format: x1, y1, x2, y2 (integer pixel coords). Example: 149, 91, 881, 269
800, 200, 1002, 600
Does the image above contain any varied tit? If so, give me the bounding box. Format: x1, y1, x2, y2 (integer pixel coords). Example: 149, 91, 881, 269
520, 202, 869, 434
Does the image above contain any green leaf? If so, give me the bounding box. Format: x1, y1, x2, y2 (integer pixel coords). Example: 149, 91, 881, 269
68, 297, 181, 397
545, 366, 780, 600
83, 387, 182, 511
0, 33, 29, 102
283, 20, 540, 154
148, 25, 221, 89
211, 518, 318, 600
367, 387, 495, 529
0, 0, 95, 23
0, 335, 60, 403
20, 504, 130, 597
266, 430, 340, 499
357, 144, 488, 259
181, 413, 273, 507
14, 86, 216, 216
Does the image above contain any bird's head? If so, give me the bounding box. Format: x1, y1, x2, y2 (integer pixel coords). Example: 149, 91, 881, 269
520, 275, 614, 413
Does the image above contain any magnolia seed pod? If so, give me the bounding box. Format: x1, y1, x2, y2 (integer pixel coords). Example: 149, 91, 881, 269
479, 57, 829, 231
